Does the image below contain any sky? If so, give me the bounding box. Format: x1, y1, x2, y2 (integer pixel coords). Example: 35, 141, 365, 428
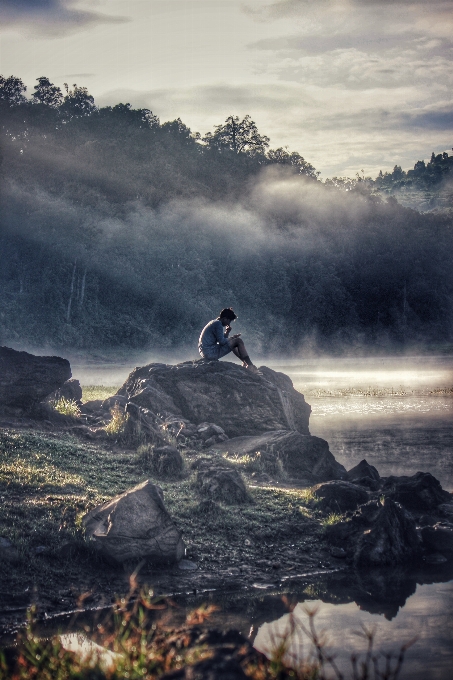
1, 0, 452, 177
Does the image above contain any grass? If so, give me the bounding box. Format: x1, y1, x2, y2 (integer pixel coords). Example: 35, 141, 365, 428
321, 513, 344, 528
104, 404, 129, 436
52, 398, 81, 418
0, 427, 324, 609
81, 385, 119, 402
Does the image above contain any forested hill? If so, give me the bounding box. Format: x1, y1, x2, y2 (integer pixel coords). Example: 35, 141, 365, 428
1, 75, 452, 355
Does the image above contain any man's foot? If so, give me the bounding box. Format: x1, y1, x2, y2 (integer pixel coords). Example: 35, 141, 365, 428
245, 364, 262, 376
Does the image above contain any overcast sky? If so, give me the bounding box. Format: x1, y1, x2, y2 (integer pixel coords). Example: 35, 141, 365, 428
1, 0, 452, 177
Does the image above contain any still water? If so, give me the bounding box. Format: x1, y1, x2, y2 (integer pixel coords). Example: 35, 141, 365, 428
73, 354, 453, 678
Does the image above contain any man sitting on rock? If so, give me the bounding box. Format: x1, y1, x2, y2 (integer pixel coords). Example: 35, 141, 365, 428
198, 308, 261, 374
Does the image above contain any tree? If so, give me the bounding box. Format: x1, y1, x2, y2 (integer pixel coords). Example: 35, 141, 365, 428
61, 83, 96, 117
203, 115, 269, 156
266, 147, 318, 178
32, 77, 63, 108
0, 75, 27, 106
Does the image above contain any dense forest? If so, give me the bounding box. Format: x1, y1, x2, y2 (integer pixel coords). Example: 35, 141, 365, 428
1, 75, 452, 355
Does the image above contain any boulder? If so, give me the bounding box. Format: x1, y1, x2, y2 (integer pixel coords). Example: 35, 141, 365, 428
210, 430, 346, 482
421, 523, 453, 555
196, 467, 250, 504
117, 360, 311, 438
380, 472, 451, 512
0, 346, 71, 411
47, 378, 82, 404
82, 480, 185, 564
312, 480, 369, 513
122, 402, 165, 445
147, 445, 184, 476
347, 459, 380, 490
325, 499, 422, 566
354, 498, 422, 567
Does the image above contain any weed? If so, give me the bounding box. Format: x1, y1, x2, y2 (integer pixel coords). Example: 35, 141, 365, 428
105, 403, 129, 436
321, 513, 344, 528
52, 397, 81, 418
136, 444, 184, 477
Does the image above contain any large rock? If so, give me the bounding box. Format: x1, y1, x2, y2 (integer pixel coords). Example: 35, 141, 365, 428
0, 346, 71, 411
117, 360, 311, 438
47, 378, 82, 404
381, 472, 451, 512
325, 498, 422, 566
312, 480, 369, 512
82, 480, 185, 564
210, 430, 346, 482
354, 498, 422, 567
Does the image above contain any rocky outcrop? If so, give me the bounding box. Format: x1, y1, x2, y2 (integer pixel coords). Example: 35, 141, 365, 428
210, 430, 347, 482
82, 480, 185, 564
380, 472, 451, 512
0, 346, 71, 411
312, 480, 369, 512
117, 360, 311, 438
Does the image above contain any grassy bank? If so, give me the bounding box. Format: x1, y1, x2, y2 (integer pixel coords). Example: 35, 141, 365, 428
0, 421, 330, 628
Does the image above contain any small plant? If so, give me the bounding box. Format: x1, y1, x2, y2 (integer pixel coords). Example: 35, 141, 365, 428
105, 404, 128, 436
136, 444, 184, 477
321, 512, 344, 528
52, 397, 81, 418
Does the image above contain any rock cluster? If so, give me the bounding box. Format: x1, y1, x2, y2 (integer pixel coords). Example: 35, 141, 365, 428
316, 461, 453, 566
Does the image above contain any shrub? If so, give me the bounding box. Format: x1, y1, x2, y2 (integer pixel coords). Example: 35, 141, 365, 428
105, 404, 128, 435
52, 397, 81, 418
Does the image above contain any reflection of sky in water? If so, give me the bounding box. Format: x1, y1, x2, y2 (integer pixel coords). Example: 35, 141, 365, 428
254, 582, 453, 680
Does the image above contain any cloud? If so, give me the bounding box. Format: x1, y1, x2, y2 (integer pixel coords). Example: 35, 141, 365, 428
0, 0, 129, 37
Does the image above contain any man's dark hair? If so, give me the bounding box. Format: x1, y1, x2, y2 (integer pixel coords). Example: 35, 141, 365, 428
218, 307, 237, 321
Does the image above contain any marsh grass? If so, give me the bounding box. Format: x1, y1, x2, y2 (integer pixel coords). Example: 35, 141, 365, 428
81, 385, 119, 402
52, 398, 81, 418
321, 513, 344, 528
105, 404, 129, 436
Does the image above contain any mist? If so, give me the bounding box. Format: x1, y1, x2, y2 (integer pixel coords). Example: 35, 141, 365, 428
1, 95, 452, 357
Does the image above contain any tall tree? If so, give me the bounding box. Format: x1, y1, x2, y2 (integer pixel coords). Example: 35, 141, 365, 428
0, 75, 27, 106
203, 115, 269, 156
61, 84, 96, 118
32, 77, 63, 108
266, 147, 318, 178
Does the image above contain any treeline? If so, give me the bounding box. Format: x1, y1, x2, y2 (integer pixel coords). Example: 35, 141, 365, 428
1, 75, 453, 354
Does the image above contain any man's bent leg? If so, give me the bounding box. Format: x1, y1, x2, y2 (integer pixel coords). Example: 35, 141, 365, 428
227, 337, 259, 372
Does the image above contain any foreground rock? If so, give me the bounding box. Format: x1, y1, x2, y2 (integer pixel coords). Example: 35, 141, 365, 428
211, 430, 346, 482
325, 498, 422, 566
346, 459, 380, 490
0, 346, 71, 411
83, 480, 185, 564
117, 360, 311, 438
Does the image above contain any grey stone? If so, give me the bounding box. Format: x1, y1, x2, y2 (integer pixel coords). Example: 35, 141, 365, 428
347, 459, 380, 489
101, 395, 128, 411
147, 445, 184, 476
312, 480, 369, 512
117, 360, 311, 438
82, 480, 185, 564
47, 378, 83, 404
196, 467, 250, 504
330, 546, 347, 558
0, 346, 71, 411
211, 430, 346, 482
